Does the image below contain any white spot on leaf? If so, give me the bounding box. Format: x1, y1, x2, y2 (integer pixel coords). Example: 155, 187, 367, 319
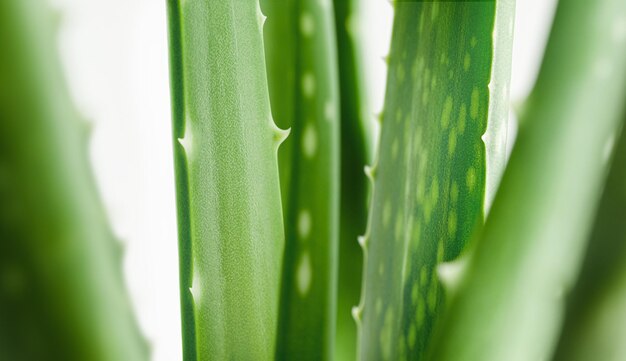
302, 123, 318, 158
300, 12, 315, 37
298, 210, 312, 239
302, 72, 316, 98
297, 252, 313, 296
324, 100, 337, 122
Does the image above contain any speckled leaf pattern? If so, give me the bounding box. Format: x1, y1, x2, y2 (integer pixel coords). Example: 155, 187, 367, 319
332, 0, 373, 359
357, 2, 512, 360
166, 1, 287, 359
0, 2, 147, 360
427, 1, 626, 360
262, 0, 341, 359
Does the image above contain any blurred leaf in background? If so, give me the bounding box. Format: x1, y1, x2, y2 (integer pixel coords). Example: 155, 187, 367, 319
0, 1, 147, 360
554, 121, 626, 361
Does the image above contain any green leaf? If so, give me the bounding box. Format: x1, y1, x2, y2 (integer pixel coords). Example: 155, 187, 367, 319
0, 2, 147, 360
166, 1, 287, 359
552, 123, 626, 360
332, 0, 374, 360
262, 0, 341, 359
357, 1, 513, 360
427, 1, 626, 360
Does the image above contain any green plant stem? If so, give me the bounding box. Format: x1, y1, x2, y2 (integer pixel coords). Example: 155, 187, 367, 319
0, 2, 147, 360
262, 0, 341, 359
427, 1, 626, 360
332, 0, 373, 359
166, 1, 287, 359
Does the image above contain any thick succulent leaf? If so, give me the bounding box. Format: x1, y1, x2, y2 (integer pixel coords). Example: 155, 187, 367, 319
332, 0, 374, 360
262, 0, 341, 359
357, 1, 513, 360
553, 122, 626, 360
427, 1, 626, 360
166, 1, 287, 359
0, 2, 147, 360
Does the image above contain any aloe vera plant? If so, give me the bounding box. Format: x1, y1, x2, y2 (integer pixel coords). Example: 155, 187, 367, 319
159, 0, 626, 360
166, 0, 287, 359
356, 1, 514, 360
0, 1, 147, 360
427, 0, 626, 360
262, 0, 341, 359
8, 0, 626, 359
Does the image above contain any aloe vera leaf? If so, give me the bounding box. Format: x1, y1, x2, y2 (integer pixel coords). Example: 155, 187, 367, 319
427, 1, 626, 360
332, 0, 374, 359
166, 1, 287, 359
356, 1, 514, 360
261, 0, 341, 359
261, 0, 296, 207
0, 2, 147, 360
552, 123, 626, 361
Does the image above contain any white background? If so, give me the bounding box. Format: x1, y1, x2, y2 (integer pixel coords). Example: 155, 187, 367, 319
48, 1, 557, 360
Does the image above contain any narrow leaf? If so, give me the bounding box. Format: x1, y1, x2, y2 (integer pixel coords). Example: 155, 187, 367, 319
0, 2, 147, 360
166, 1, 286, 359
262, 0, 341, 359
332, 0, 374, 359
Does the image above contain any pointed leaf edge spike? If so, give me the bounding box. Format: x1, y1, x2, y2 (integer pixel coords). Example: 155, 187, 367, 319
375, 110, 384, 124
364, 164, 377, 182
177, 133, 192, 155
272, 125, 291, 151
255, 0, 267, 29
351, 305, 363, 325
357, 235, 367, 248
